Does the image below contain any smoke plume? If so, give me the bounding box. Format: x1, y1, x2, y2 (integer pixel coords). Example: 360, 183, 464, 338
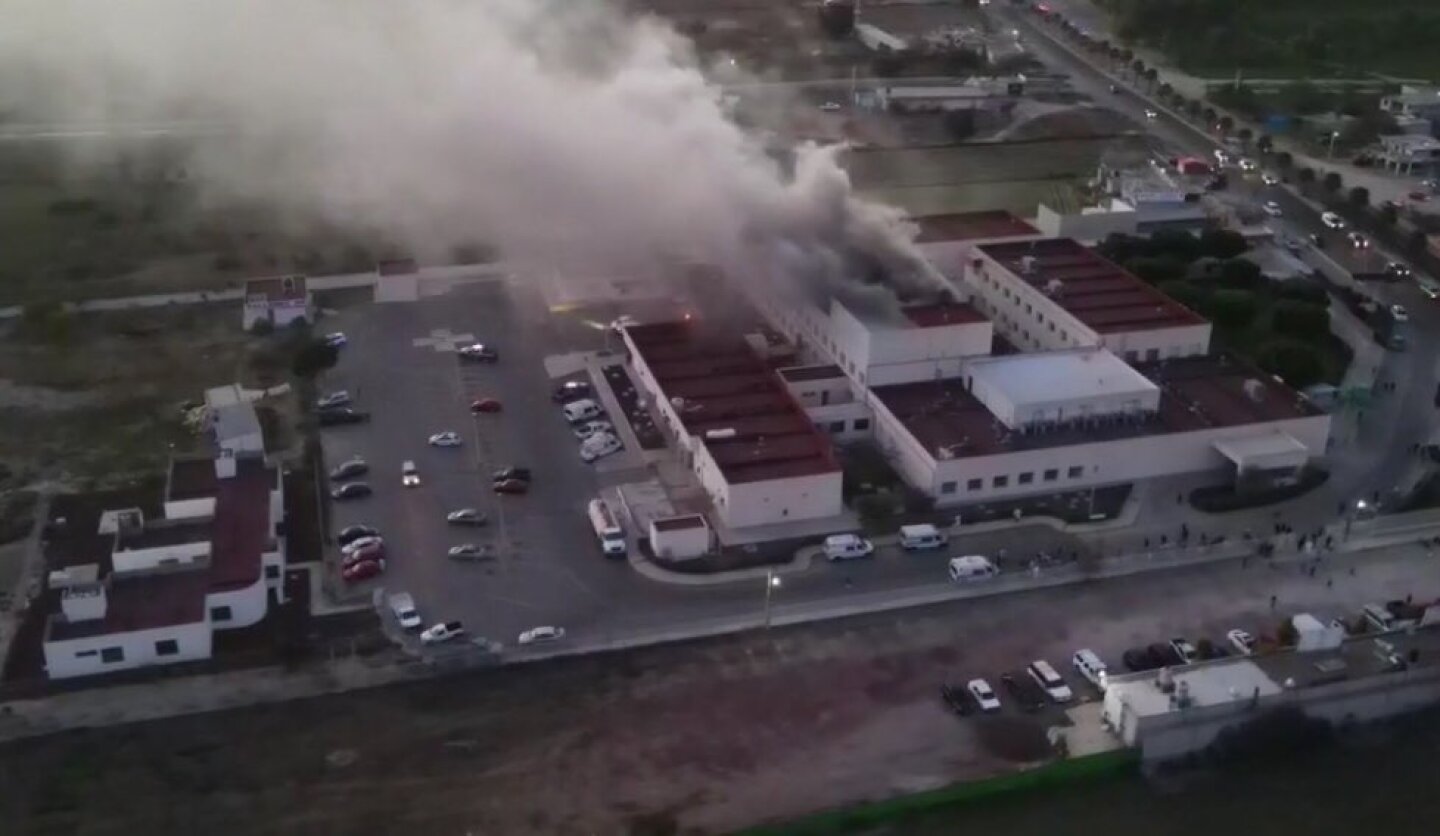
0, 0, 939, 309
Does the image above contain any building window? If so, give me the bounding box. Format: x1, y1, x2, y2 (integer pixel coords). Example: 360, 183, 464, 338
853, 418, 870, 431
1043, 469, 1059, 482
967, 478, 983, 491
993, 475, 1009, 488
828, 421, 845, 433
210, 606, 233, 623
264, 564, 281, 579
155, 639, 180, 656
1067, 466, 1084, 479
1018, 472, 1034, 485
101, 647, 124, 664
941, 481, 957, 494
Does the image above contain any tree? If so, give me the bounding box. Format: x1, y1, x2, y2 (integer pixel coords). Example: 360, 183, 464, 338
1205, 289, 1258, 330
1378, 202, 1399, 226
1199, 229, 1249, 259
1275, 150, 1293, 169
1131, 59, 1146, 78
1125, 255, 1188, 284
1218, 258, 1263, 289
1218, 115, 1235, 133
1150, 228, 1203, 261
1258, 338, 1323, 387
291, 339, 339, 379
1144, 67, 1159, 89
1347, 186, 1370, 208
1272, 301, 1330, 340
1256, 133, 1274, 153
1322, 171, 1343, 193
1187, 99, 1204, 117
816, 0, 856, 38
1158, 82, 1173, 98
1158, 280, 1205, 310
1238, 127, 1254, 144
1203, 106, 1217, 124
1297, 166, 1316, 186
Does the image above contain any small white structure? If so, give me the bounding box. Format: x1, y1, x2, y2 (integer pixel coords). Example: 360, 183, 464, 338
242, 275, 311, 331
962, 349, 1160, 430
1292, 613, 1345, 653
204, 384, 265, 456
650, 514, 712, 560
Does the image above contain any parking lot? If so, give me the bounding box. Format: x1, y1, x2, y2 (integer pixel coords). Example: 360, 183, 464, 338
315, 279, 677, 646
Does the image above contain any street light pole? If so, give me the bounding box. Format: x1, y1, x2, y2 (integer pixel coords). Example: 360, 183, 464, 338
1328, 130, 1340, 159
1344, 499, 1367, 541
762, 570, 782, 629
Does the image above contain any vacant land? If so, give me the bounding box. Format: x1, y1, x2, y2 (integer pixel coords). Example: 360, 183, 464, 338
0, 304, 299, 486
1101, 0, 1440, 78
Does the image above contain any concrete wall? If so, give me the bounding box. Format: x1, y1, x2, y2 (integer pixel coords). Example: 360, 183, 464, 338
43, 620, 211, 680
782, 372, 854, 409
650, 520, 712, 559
1101, 322, 1213, 362
1035, 203, 1139, 241
828, 304, 875, 379
1126, 665, 1440, 763
111, 540, 210, 575
205, 575, 269, 629
807, 400, 873, 443
704, 460, 843, 529
964, 253, 1098, 352
162, 497, 215, 521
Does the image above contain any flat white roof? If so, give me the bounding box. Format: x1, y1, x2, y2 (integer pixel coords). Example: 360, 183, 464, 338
964, 348, 1157, 408
1213, 432, 1309, 469
1108, 658, 1283, 718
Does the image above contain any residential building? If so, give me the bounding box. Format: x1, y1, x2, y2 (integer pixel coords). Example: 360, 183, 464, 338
1381, 85, 1440, 133
1375, 134, 1440, 176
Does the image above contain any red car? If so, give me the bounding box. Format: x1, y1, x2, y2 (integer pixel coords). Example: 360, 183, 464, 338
341, 558, 386, 582
1409, 191, 1429, 202
342, 543, 385, 566
470, 397, 503, 413
493, 478, 530, 495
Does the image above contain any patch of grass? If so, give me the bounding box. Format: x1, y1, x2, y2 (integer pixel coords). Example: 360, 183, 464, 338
0, 489, 39, 545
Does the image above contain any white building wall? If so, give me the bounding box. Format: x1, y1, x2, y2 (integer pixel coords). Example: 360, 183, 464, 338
205, 575, 269, 629
807, 401, 873, 443
111, 540, 210, 575
263, 548, 286, 603
162, 497, 215, 521
912, 413, 1331, 503
1100, 322, 1213, 362
870, 394, 947, 493
783, 374, 854, 409
827, 304, 875, 379
964, 254, 1098, 353
715, 470, 844, 529
650, 520, 712, 559
43, 620, 211, 680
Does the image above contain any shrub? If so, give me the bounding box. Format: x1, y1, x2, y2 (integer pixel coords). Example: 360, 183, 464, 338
1256, 337, 1324, 386
1205, 289, 1258, 330
1271, 301, 1329, 340
1199, 229, 1248, 259
249, 318, 275, 336
1322, 171, 1343, 193
1217, 258, 1263, 289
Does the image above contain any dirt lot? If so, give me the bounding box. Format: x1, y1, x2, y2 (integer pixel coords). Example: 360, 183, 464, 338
0, 304, 301, 486
1, 546, 1434, 835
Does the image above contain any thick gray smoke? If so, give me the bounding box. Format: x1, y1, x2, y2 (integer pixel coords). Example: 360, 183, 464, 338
0, 0, 940, 310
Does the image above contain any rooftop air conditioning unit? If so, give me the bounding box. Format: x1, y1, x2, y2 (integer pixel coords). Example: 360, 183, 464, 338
705, 428, 737, 441
1020, 256, 1037, 275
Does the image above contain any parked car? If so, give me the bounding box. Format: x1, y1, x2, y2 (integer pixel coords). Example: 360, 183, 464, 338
1143, 108, 1157, 120
341, 558, 385, 582
819, 101, 841, 112
341, 543, 385, 566
1391, 304, 1410, 323
579, 432, 623, 463
940, 684, 975, 716
1261, 172, 1280, 186
317, 390, 351, 409
552, 380, 592, 402
1071, 649, 1108, 688
428, 431, 462, 447
1000, 673, 1046, 713
388, 592, 421, 630
1227, 629, 1256, 656
337, 525, 379, 545
518, 625, 566, 645
446, 508, 488, 526
1321, 211, 1346, 229
421, 621, 466, 644
401, 460, 421, 486
494, 478, 530, 495
1348, 231, 1370, 248
448, 543, 497, 561
457, 343, 499, 362
1384, 261, 1412, 280
329, 457, 368, 480
1122, 647, 1160, 672
318, 408, 370, 427
1238, 157, 1257, 172
340, 535, 382, 555
1150, 641, 1185, 667
323, 332, 348, 348
573, 419, 615, 440
1027, 660, 1073, 703
967, 678, 1002, 712
331, 482, 372, 500
470, 397, 503, 413
1262, 200, 1282, 217
492, 466, 532, 483
1418, 277, 1440, 299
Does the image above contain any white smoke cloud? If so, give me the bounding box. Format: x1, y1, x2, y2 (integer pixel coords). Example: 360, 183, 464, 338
0, 0, 938, 306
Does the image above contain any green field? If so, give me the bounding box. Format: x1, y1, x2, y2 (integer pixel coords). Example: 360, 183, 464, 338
1101, 0, 1440, 79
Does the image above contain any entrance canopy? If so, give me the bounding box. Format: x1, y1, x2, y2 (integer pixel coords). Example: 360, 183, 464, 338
1213, 432, 1309, 472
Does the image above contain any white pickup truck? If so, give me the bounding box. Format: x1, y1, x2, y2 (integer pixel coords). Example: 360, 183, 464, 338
421, 621, 466, 644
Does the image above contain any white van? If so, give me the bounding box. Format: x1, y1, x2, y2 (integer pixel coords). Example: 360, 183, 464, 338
563, 399, 603, 424
1027, 659, 1073, 703
387, 592, 421, 630
947, 555, 998, 581
1362, 603, 1395, 632
824, 534, 874, 561
587, 498, 627, 557
899, 524, 947, 551
1071, 649, 1107, 689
